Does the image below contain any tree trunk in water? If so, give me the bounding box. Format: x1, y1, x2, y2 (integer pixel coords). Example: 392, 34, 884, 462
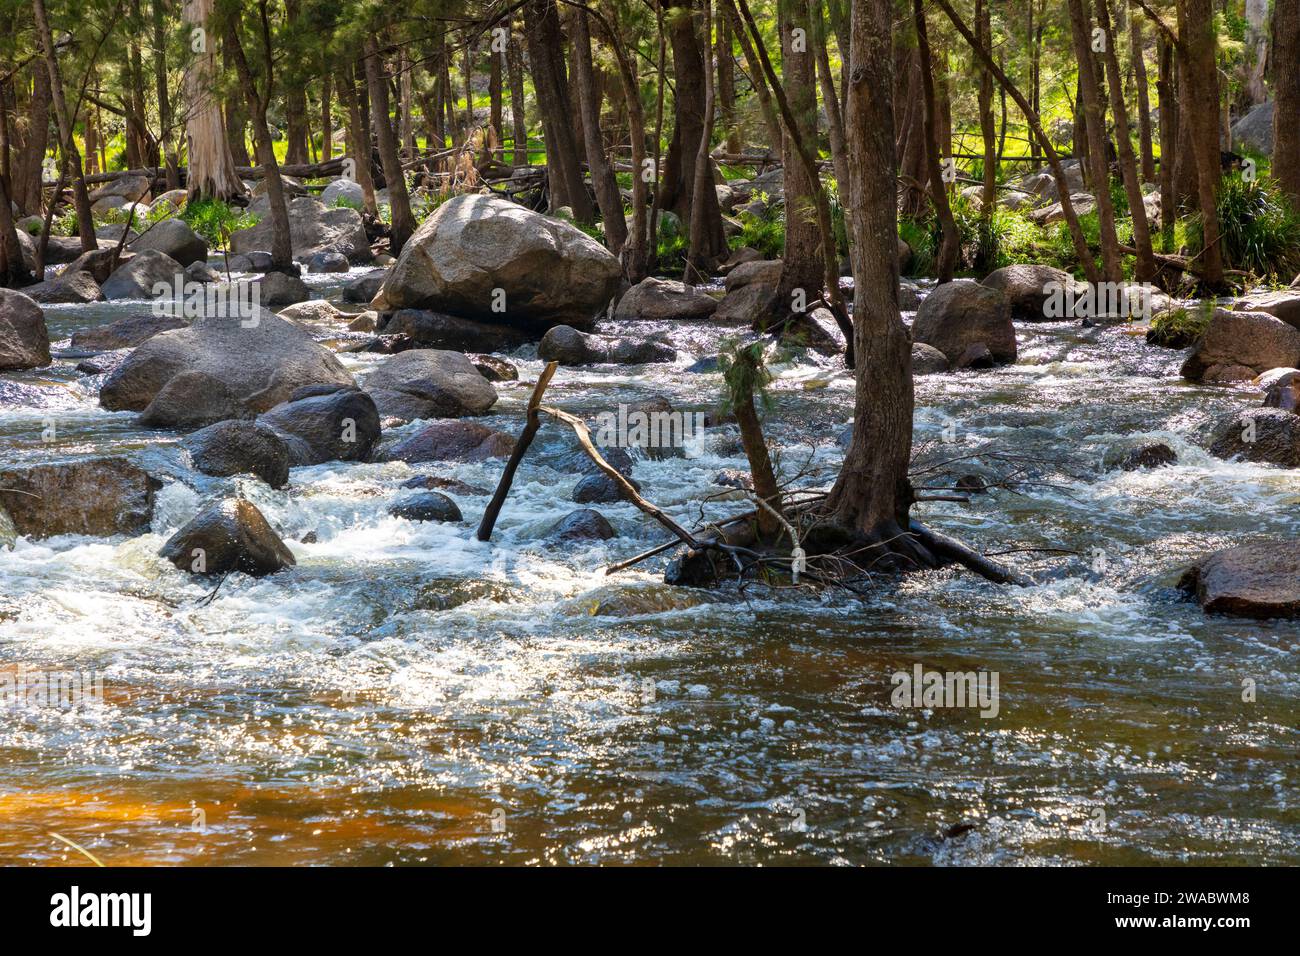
508, 23, 528, 164
363, 34, 416, 254
33, 0, 95, 252
184, 0, 245, 201
1274, 0, 1300, 208
1098, 0, 1156, 282
571, 9, 627, 255
1129, 10, 1156, 184
524, 0, 593, 220
1176, 0, 1225, 286
1067, 0, 1122, 282
913, 0, 959, 283
659, 0, 726, 257
825, 0, 936, 571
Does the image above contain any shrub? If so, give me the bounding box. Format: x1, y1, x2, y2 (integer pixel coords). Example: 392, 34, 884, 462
180, 198, 259, 248
1186, 175, 1300, 280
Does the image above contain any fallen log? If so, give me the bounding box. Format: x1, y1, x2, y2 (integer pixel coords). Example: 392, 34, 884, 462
49, 157, 353, 189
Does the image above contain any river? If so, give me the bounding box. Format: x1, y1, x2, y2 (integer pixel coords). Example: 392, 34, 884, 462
1, 271, 1296, 865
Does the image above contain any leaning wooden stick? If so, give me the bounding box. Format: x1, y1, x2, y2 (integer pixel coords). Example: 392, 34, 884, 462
538, 405, 704, 551
476, 361, 559, 542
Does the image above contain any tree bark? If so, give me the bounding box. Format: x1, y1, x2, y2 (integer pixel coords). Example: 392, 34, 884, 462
1129, 8, 1156, 183
658, 0, 726, 256
338, 62, 378, 216
507, 21, 529, 164
774, 0, 823, 303
717, 12, 740, 153
183, 0, 246, 201
1176, 0, 1225, 286
1068, 0, 1122, 281
523, 0, 593, 220
363, 33, 416, 254
975, 0, 997, 266
1274, 0, 1300, 208
153, 0, 181, 189
686, 0, 720, 280
1098, 0, 1157, 282
913, 0, 959, 283
825, 0, 935, 570
571, 8, 627, 255
33, 0, 96, 252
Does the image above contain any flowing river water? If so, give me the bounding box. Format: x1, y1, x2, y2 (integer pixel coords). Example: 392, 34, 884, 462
1, 271, 1296, 865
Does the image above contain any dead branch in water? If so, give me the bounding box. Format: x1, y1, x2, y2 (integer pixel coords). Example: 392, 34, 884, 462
476, 361, 559, 542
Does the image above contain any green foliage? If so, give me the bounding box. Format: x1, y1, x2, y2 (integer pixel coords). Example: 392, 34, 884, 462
1147, 299, 1214, 349
730, 191, 784, 259
181, 199, 259, 248
718, 339, 774, 416
1187, 175, 1300, 280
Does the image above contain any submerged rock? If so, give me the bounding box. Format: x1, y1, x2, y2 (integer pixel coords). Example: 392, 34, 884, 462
381, 420, 515, 463
545, 508, 616, 542
389, 491, 463, 523
0, 458, 159, 538
538, 325, 676, 366
1208, 408, 1300, 467
1179, 541, 1300, 618
469, 354, 518, 382
911, 342, 950, 375
183, 420, 291, 488
159, 499, 296, 576
911, 279, 1016, 366
23, 269, 105, 304
71, 313, 186, 352
1262, 370, 1300, 412
377, 309, 531, 353
1113, 442, 1178, 471
572, 472, 640, 504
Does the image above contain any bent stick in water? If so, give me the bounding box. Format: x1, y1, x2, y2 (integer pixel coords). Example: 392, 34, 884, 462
476, 360, 559, 542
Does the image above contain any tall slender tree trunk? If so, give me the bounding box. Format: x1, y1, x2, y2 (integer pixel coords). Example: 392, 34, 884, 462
363, 33, 416, 253
718, 0, 782, 150
33, 0, 95, 251
975, 0, 997, 268
489, 35, 504, 144
571, 10, 627, 255
1177, 0, 1225, 286
913, 0, 959, 283
185, 0, 245, 200
13, 65, 51, 215
224, 10, 292, 271
524, 0, 592, 220
1098, 0, 1156, 281
320, 73, 333, 160
338, 63, 378, 216
1129, 9, 1156, 183
593, 7, 650, 280
825, 0, 936, 570
153, 0, 181, 189
1156, 33, 1177, 249
507, 23, 528, 165
717, 12, 740, 153
1067, 0, 1122, 281
1274, 0, 1300, 208
686, 0, 719, 281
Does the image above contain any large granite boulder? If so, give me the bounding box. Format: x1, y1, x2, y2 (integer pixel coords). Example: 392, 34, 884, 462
183, 420, 291, 488
256, 386, 381, 465
372, 193, 622, 329
128, 219, 208, 267
1181, 309, 1300, 383
0, 289, 51, 370
1234, 291, 1300, 331
614, 277, 718, 321
538, 325, 677, 366
1208, 408, 1300, 466
99, 311, 355, 413
23, 270, 104, 305
911, 279, 1016, 366
229, 196, 372, 264
71, 313, 186, 352
137, 369, 255, 430
980, 264, 1085, 323
380, 420, 514, 463
101, 249, 185, 300
376, 309, 531, 353
1230, 101, 1274, 156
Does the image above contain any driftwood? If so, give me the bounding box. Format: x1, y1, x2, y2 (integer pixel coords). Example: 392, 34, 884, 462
908, 520, 1031, 586
476, 361, 559, 542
